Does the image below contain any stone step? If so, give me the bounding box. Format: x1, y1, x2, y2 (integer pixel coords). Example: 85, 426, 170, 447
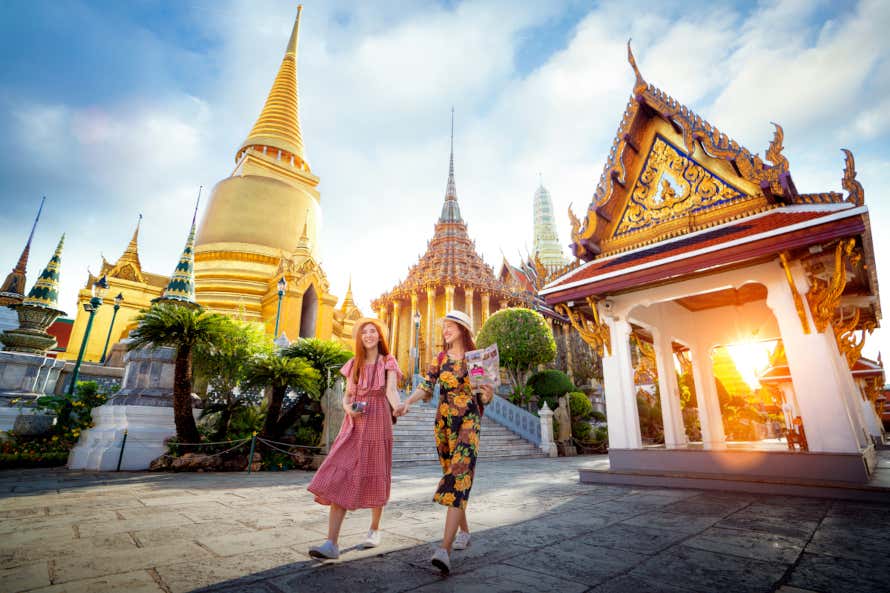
393, 450, 546, 463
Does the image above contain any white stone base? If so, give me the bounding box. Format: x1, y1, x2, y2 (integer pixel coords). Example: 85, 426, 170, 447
68, 405, 199, 471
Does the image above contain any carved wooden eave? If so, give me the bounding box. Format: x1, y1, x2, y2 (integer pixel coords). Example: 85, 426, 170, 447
568, 42, 864, 262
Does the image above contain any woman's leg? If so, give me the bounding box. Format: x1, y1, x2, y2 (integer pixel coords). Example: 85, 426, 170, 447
327, 503, 347, 544
441, 506, 465, 551
370, 506, 383, 530
459, 512, 469, 533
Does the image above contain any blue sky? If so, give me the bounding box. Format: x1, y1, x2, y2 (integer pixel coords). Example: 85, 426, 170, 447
1, 0, 889, 358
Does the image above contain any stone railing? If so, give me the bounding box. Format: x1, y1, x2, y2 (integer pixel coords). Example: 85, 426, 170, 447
485, 394, 556, 456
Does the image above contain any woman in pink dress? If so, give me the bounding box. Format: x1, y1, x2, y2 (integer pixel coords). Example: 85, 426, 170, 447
307, 317, 403, 560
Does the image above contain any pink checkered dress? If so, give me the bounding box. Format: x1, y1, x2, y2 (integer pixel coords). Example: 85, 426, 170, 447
308, 354, 402, 510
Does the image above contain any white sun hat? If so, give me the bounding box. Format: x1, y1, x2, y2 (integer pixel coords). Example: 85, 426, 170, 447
440, 309, 474, 339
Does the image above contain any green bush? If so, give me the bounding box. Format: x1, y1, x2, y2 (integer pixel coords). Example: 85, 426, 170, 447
293, 426, 320, 447
593, 425, 608, 442
527, 370, 574, 399
590, 410, 606, 423
572, 421, 593, 442
477, 308, 556, 392
566, 391, 592, 421
0, 451, 68, 469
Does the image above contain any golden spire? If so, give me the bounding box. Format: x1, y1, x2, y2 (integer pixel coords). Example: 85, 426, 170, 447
341, 274, 356, 311
117, 214, 142, 267
237, 5, 308, 169
0, 196, 44, 305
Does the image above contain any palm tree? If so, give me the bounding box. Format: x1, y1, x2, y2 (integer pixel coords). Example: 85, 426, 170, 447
129, 303, 230, 443
279, 338, 351, 436
243, 354, 320, 441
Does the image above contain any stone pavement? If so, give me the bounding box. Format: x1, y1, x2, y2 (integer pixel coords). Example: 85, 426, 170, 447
2, 457, 890, 593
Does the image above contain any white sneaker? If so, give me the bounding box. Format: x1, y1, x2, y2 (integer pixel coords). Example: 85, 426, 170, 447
362, 529, 382, 548
453, 530, 471, 550
308, 540, 339, 560
431, 547, 451, 575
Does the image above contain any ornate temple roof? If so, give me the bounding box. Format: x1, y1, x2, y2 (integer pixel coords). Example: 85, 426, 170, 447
156, 197, 199, 306
23, 233, 65, 312
0, 196, 44, 306
236, 5, 309, 172
567, 43, 863, 262
87, 215, 168, 290
372, 120, 512, 305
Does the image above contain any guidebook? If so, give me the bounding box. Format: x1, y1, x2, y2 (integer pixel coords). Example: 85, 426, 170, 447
465, 343, 500, 389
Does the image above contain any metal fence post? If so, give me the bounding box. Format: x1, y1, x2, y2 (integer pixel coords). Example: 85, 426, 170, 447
116, 429, 128, 471
247, 431, 258, 474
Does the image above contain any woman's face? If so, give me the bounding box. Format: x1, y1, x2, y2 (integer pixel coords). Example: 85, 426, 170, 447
360, 323, 380, 350
443, 320, 461, 346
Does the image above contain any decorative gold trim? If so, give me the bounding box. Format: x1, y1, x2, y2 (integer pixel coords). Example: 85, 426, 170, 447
841, 149, 864, 206
779, 252, 810, 334
833, 307, 874, 369
555, 297, 612, 357
806, 239, 859, 333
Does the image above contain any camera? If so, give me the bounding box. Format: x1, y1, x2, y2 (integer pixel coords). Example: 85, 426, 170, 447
351, 401, 367, 413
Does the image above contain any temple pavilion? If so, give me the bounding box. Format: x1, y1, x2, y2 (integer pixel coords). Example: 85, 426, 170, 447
372, 119, 519, 378
541, 44, 882, 485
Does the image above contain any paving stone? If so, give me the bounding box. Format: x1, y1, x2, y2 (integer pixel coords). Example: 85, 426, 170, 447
620, 510, 723, 535
662, 495, 750, 517
631, 545, 788, 593
1, 532, 135, 570
53, 542, 212, 584
788, 552, 890, 593
27, 570, 166, 593
268, 555, 438, 593
504, 540, 648, 586
411, 562, 588, 593
573, 523, 691, 555
681, 526, 805, 564
587, 574, 700, 593
715, 512, 818, 541
0, 561, 50, 592
156, 546, 310, 593
806, 524, 888, 562
198, 525, 325, 557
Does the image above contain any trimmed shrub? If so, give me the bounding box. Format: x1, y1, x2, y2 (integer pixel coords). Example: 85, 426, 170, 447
567, 391, 593, 421
590, 410, 606, 423
527, 370, 574, 399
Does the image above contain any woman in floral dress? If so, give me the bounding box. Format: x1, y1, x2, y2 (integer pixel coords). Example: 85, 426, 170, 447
307, 318, 402, 560
400, 310, 494, 575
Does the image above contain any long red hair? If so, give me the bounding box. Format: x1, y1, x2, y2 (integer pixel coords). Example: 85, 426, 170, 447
351, 320, 390, 384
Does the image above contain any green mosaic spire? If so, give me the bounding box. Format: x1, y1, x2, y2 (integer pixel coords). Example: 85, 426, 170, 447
22, 233, 65, 309
156, 189, 201, 306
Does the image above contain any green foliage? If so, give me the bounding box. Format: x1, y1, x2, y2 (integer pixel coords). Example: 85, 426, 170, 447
282, 338, 352, 396
572, 421, 592, 442
292, 425, 321, 447
1, 382, 108, 469
715, 378, 765, 440
226, 404, 266, 440
244, 355, 320, 397
590, 410, 606, 423
566, 391, 593, 421
527, 370, 575, 399
637, 392, 664, 443
128, 303, 231, 353
509, 384, 535, 407
476, 308, 556, 388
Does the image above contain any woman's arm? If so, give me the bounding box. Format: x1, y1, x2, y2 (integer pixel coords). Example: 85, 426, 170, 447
385, 370, 401, 414
342, 380, 360, 418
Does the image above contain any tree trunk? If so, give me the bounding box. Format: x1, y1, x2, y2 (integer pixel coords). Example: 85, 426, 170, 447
274, 395, 311, 439
261, 385, 286, 440
213, 398, 233, 441
173, 346, 201, 444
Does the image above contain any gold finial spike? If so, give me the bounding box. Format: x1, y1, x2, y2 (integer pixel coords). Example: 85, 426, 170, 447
117, 213, 143, 266
237, 5, 307, 168
841, 149, 864, 206
627, 39, 646, 94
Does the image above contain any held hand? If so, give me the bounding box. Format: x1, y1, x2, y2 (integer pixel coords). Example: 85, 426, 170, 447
397, 402, 410, 417
478, 384, 494, 404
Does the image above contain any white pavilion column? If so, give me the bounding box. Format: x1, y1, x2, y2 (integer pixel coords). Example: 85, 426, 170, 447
464, 287, 475, 329
426, 287, 436, 366
859, 386, 884, 440
652, 329, 686, 448
689, 342, 726, 450
601, 317, 642, 449
391, 301, 401, 358
765, 268, 867, 453
480, 292, 490, 325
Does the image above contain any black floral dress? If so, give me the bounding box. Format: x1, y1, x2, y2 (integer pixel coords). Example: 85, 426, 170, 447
420, 352, 484, 510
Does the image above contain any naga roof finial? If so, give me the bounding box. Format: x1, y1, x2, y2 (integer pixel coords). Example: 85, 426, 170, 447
627, 39, 647, 95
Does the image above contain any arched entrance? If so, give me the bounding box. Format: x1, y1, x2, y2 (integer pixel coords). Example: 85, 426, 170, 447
300, 285, 318, 338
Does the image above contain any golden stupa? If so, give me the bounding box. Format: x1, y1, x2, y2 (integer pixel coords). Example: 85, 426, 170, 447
61, 6, 359, 363
194, 5, 358, 344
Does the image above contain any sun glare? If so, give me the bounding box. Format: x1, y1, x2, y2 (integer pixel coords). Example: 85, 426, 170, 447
725, 340, 775, 390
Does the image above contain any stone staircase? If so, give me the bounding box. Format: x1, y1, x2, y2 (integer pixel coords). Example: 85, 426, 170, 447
392, 404, 546, 463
